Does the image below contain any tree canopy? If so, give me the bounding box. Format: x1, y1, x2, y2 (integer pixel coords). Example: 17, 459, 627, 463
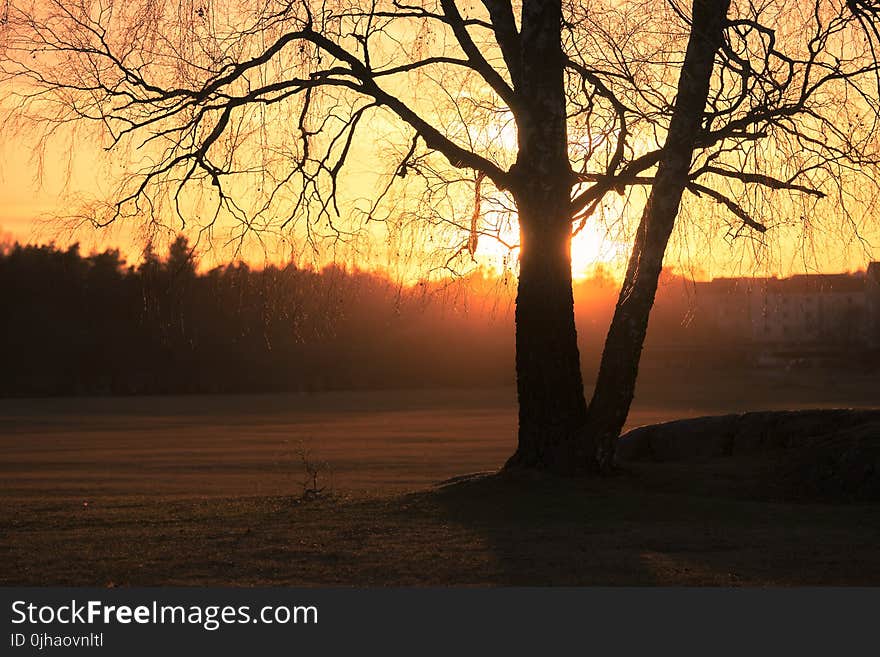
3, 1, 879, 267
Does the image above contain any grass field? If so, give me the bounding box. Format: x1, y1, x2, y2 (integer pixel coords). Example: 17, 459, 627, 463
2, 378, 880, 586
3, 473, 880, 586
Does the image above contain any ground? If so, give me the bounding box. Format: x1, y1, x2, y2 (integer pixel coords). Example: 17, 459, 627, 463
2, 380, 879, 586
3, 469, 880, 586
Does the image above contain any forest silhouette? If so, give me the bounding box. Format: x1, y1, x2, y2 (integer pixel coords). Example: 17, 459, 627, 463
1, 236, 796, 397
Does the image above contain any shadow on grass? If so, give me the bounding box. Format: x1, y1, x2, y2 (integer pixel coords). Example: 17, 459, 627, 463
417, 468, 880, 585
3, 464, 880, 586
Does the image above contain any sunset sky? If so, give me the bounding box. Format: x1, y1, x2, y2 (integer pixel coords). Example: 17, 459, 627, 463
2, 0, 879, 282
3, 124, 876, 282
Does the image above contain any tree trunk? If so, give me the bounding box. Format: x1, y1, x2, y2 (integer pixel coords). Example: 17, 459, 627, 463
585, 0, 732, 471
504, 0, 594, 474
506, 196, 591, 474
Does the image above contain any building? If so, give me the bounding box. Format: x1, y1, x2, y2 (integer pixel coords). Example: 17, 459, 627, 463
694, 263, 880, 358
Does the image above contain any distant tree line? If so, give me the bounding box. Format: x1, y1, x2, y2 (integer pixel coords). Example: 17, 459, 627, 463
0, 237, 787, 397
0, 237, 515, 395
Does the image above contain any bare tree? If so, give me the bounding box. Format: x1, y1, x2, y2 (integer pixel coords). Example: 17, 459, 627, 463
2, 0, 879, 474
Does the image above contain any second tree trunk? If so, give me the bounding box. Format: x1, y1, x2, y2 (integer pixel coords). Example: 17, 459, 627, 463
585, 0, 733, 471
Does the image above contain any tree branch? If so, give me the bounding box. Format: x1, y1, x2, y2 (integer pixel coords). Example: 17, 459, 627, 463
687, 181, 768, 233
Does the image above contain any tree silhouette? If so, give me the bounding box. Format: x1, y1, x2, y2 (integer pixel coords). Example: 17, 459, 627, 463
3, 0, 880, 473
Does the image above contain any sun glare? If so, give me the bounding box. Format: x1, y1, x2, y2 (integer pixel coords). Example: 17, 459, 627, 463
571, 228, 625, 280
474, 216, 626, 282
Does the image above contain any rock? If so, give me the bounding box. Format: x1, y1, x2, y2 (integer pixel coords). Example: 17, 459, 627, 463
616, 409, 880, 501
616, 409, 880, 462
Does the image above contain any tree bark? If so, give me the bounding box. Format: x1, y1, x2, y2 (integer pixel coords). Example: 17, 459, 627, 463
585, 0, 732, 471
504, 0, 593, 474
507, 196, 591, 473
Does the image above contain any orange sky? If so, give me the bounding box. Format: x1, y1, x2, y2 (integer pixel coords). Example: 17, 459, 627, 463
3, 125, 876, 283
2, 2, 879, 282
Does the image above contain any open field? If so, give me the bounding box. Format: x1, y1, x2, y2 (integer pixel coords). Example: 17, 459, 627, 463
2, 376, 880, 586
3, 374, 879, 500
